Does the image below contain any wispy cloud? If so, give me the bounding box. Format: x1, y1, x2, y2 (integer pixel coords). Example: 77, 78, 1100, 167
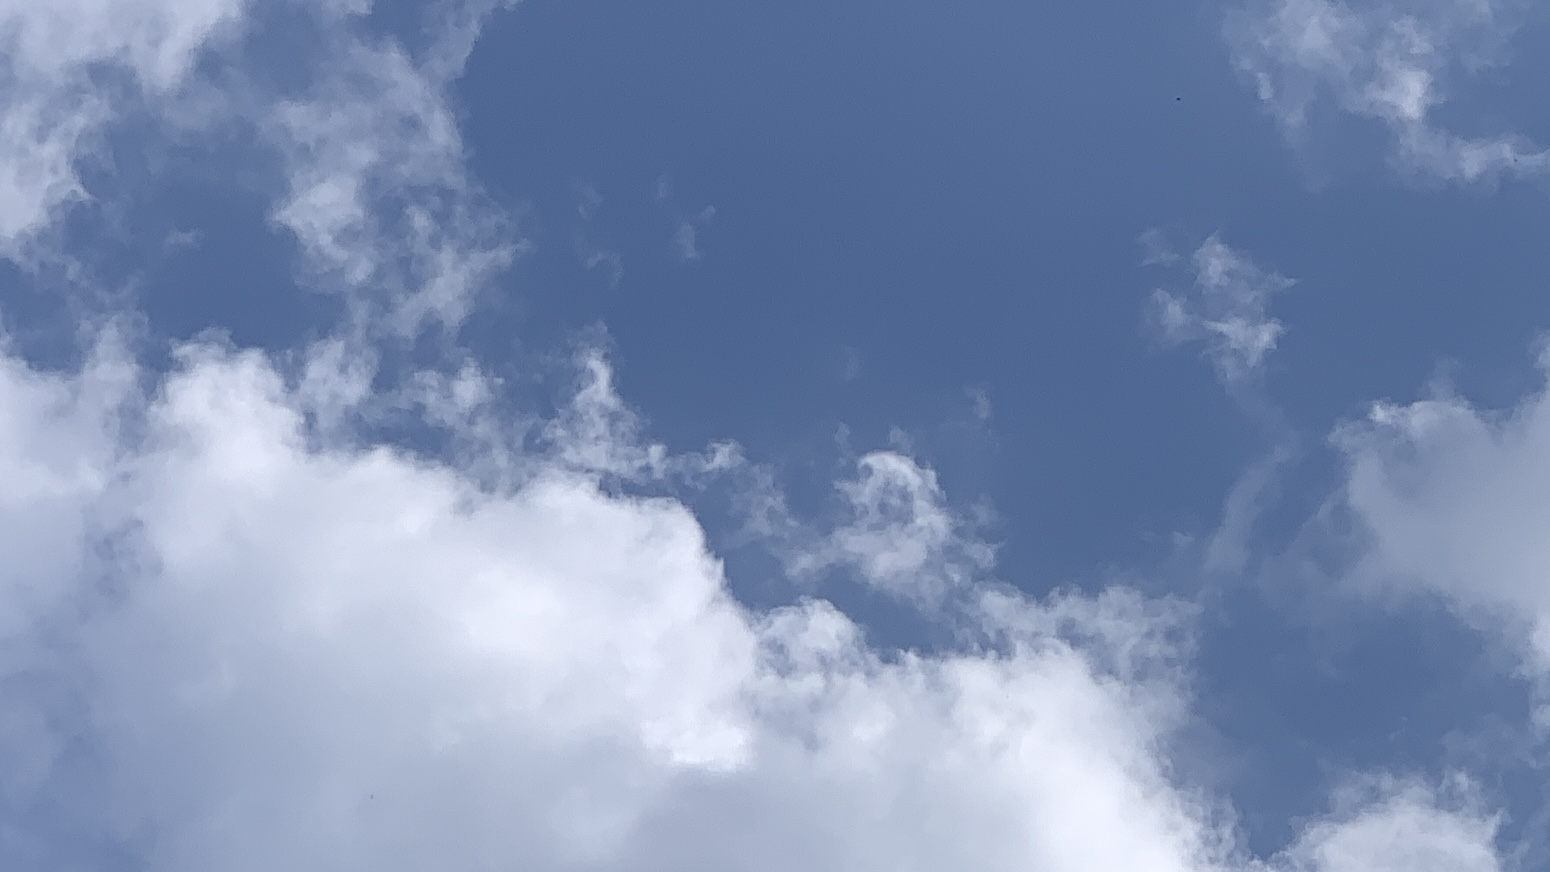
1146, 233, 1300, 575
673, 220, 702, 261
1227, 0, 1550, 183
673, 205, 716, 263
1140, 227, 1181, 266
573, 184, 624, 287
583, 248, 625, 287
266, 4, 521, 338
789, 450, 997, 608
1148, 233, 1295, 386
657, 177, 715, 263
0, 0, 244, 255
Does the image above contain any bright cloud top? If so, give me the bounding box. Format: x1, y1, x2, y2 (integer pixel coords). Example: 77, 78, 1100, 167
0, 321, 1509, 872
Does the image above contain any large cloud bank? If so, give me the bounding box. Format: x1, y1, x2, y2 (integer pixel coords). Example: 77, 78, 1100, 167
0, 0, 1522, 870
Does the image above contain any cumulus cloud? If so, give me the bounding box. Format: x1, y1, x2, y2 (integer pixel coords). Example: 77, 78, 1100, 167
1149, 234, 1295, 385
0, 332, 1233, 871
1279, 778, 1502, 872
0, 331, 1509, 871
1227, 0, 1550, 182
1331, 346, 1550, 695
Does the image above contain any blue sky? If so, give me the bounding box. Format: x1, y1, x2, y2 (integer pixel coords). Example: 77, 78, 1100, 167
4, 0, 1550, 869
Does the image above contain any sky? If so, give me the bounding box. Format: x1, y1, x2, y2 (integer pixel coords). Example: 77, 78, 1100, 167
4, 0, 1550, 869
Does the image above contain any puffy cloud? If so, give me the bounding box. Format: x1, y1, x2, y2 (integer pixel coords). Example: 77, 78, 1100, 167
1333, 347, 1550, 686
1227, 0, 1550, 182
0, 335, 1249, 872
0, 333, 1511, 871
1279, 779, 1501, 872
1149, 234, 1295, 385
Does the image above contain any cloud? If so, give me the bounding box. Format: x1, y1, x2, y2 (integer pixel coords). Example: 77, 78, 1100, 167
968, 386, 993, 422
788, 450, 997, 608
578, 183, 604, 220
1329, 345, 1550, 696
0, 335, 1507, 871
583, 248, 626, 287
1227, 0, 1550, 183
1279, 778, 1502, 872
573, 184, 624, 286
0, 331, 1250, 872
1146, 236, 1300, 577
666, 197, 715, 263
1141, 227, 1182, 266
0, 0, 244, 253
674, 220, 702, 261
0, 0, 518, 339
840, 345, 863, 382
0, 2, 1523, 869
1149, 234, 1295, 385
265, 1, 522, 337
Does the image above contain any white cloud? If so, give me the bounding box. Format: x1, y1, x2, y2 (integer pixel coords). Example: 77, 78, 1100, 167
266, 2, 521, 337
0, 334, 1246, 872
0, 0, 244, 251
1146, 236, 1299, 579
0, 0, 518, 338
0, 3, 1524, 870
1279, 779, 1502, 872
0, 329, 1516, 871
1149, 234, 1295, 385
792, 450, 997, 608
1227, 0, 1550, 182
1330, 347, 1550, 693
